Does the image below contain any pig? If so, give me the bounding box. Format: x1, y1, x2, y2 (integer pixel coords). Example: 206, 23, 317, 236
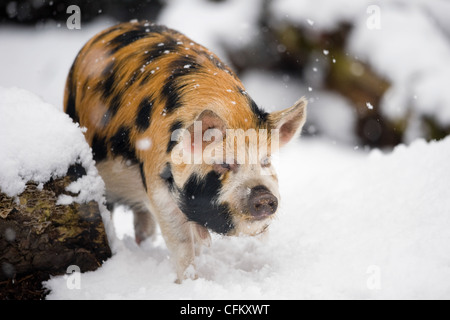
64, 21, 307, 282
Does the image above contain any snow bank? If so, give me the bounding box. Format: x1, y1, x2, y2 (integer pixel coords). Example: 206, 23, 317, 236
45, 137, 450, 299
0, 86, 106, 208
0, 85, 116, 251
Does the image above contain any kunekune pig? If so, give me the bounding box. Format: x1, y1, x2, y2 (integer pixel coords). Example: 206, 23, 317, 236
64, 21, 307, 282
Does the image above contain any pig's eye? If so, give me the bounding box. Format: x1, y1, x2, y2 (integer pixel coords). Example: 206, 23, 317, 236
261, 157, 271, 168
221, 163, 231, 170
213, 162, 234, 175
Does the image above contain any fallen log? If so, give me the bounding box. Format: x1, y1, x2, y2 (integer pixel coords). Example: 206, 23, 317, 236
0, 164, 111, 300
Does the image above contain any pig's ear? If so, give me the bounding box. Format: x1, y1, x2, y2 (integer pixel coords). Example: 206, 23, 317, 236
268, 97, 307, 148
186, 110, 226, 153
194, 110, 226, 134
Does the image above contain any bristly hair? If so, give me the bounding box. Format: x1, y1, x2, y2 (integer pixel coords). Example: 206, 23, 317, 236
250, 98, 269, 124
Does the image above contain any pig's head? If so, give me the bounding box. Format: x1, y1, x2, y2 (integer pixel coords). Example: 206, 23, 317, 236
164, 97, 307, 236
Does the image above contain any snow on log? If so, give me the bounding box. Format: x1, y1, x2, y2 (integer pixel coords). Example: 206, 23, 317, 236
0, 87, 112, 299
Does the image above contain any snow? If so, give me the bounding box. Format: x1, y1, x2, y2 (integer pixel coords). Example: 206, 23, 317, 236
43, 137, 450, 299
0, 86, 115, 248
136, 138, 152, 151
0, 87, 103, 203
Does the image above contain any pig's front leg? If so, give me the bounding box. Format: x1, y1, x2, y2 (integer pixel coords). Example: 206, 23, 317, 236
155, 205, 198, 283
193, 224, 212, 256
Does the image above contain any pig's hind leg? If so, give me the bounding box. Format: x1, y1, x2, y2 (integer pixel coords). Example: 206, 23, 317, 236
131, 202, 157, 244
97, 158, 157, 244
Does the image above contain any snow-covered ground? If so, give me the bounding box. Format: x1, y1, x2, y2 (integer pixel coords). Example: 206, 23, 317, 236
42, 135, 450, 300
1, 0, 450, 300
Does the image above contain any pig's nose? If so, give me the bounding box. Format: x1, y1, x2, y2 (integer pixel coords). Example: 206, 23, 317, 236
248, 186, 278, 219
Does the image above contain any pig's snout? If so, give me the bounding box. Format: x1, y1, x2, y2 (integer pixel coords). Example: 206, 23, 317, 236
248, 186, 278, 220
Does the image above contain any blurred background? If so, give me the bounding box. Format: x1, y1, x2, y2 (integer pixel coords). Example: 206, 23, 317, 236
1, 0, 450, 150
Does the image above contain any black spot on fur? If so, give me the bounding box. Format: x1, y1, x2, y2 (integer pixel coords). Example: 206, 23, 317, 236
139, 71, 153, 87
100, 94, 122, 127
138, 40, 181, 87
171, 55, 201, 72
160, 163, 175, 192
237, 86, 247, 96
110, 126, 137, 162
142, 48, 166, 63
139, 162, 147, 192
179, 171, 234, 234
138, 49, 165, 83
161, 76, 184, 114
249, 98, 269, 124
65, 63, 79, 124
94, 25, 123, 47
161, 57, 200, 114
110, 94, 122, 117
91, 135, 108, 162
100, 61, 116, 100
107, 23, 170, 55
127, 71, 139, 87
109, 28, 148, 54
97, 62, 123, 127
166, 120, 183, 153
135, 96, 154, 132
237, 88, 269, 124
141, 38, 179, 64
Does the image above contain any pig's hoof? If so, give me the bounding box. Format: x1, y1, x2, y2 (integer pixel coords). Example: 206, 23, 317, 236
135, 231, 153, 246
175, 274, 198, 284
175, 265, 198, 283
135, 234, 144, 245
